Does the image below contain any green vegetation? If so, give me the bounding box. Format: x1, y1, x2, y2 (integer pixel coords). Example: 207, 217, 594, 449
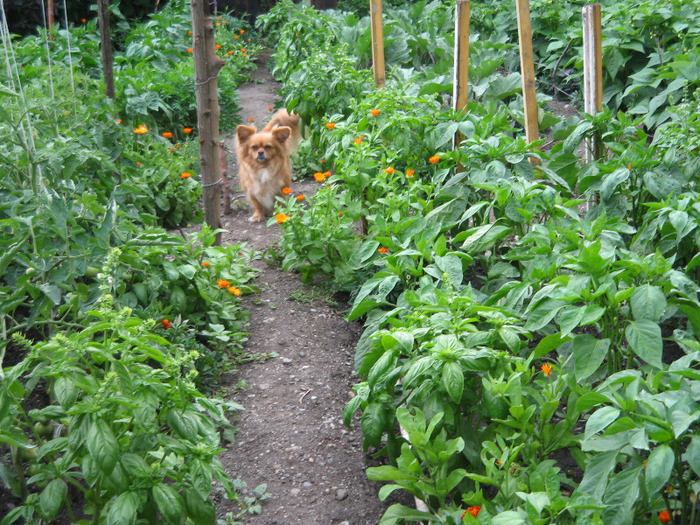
259, 0, 700, 523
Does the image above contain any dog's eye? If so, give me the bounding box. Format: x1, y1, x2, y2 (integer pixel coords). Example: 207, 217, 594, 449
251, 145, 259, 151
264, 145, 272, 150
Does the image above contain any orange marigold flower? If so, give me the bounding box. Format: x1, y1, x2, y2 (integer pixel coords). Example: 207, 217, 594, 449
183, 127, 193, 134
406, 169, 415, 177
275, 213, 289, 224
268, 106, 274, 111
169, 147, 176, 152
136, 162, 141, 166
187, 48, 193, 53
321, 159, 326, 163
228, 286, 242, 296
338, 211, 344, 216
133, 124, 148, 134
461, 506, 481, 520
216, 22, 221, 26
217, 16, 222, 20
282, 187, 292, 195
161, 319, 171, 329
429, 155, 440, 164
188, 30, 192, 35
234, 35, 239, 39
240, 29, 245, 34
659, 510, 671, 523
217, 278, 231, 289
215, 44, 222, 50
162, 131, 173, 138
322, 171, 331, 178
181, 172, 191, 179
541, 363, 552, 378
354, 137, 362, 145
243, 53, 248, 57
378, 247, 389, 253
249, 117, 255, 122
176, 144, 182, 148
370, 109, 380, 116
296, 194, 305, 201
326, 122, 336, 130
241, 48, 246, 52
115, 119, 122, 123
201, 261, 210, 267
384, 167, 395, 174
81, 18, 87, 23
313, 172, 325, 182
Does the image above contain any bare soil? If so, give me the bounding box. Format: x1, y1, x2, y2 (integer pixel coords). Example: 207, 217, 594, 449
213, 55, 407, 524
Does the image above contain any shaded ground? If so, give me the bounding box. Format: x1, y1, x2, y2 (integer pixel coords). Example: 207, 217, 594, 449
213, 54, 407, 524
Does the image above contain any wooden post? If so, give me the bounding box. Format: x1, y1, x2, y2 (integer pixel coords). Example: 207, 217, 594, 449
452, 0, 470, 113
97, 0, 115, 99
515, 0, 540, 166
369, 0, 386, 88
582, 4, 603, 161
47, 0, 54, 33
191, 0, 226, 245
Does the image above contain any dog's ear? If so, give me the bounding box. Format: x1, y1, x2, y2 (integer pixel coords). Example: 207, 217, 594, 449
237, 125, 257, 141
271, 126, 291, 143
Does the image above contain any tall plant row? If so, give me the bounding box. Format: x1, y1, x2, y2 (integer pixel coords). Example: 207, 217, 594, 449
260, 0, 700, 523
0, 1, 268, 523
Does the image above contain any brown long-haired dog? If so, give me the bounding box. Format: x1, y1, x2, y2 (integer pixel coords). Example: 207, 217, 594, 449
236, 109, 301, 222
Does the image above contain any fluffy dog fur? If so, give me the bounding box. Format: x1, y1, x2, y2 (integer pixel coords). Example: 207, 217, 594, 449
236, 109, 301, 222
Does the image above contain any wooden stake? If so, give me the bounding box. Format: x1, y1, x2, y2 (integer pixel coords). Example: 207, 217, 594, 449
515, 0, 540, 166
452, 0, 470, 113
191, 0, 226, 245
583, 4, 603, 161
47, 0, 54, 33
97, 0, 115, 99
369, 0, 386, 88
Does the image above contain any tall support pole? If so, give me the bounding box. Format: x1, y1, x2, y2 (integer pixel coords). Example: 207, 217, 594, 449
191, 0, 226, 245
452, 0, 470, 114
47, 0, 54, 32
515, 0, 540, 166
97, 0, 115, 99
583, 4, 603, 161
369, 0, 386, 88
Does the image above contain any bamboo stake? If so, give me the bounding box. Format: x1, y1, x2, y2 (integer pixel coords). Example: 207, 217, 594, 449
191, 0, 226, 245
369, 0, 386, 88
47, 0, 54, 33
515, 0, 540, 166
97, 0, 115, 99
452, 0, 470, 114
582, 4, 603, 162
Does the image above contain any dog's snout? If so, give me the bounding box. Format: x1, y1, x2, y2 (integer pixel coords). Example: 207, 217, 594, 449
256, 150, 267, 161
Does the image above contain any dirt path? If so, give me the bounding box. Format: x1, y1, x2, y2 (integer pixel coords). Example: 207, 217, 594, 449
213, 55, 404, 525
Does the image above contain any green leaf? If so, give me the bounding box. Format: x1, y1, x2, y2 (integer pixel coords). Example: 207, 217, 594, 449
367, 465, 415, 482
573, 335, 610, 381
533, 333, 571, 358
361, 403, 386, 447
685, 436, 700, 478
184, 488, 215, 525
368, 350, 397, 389
377, 484, 404, 501
645, 445, 674, 496
585, 406, 620, 441
455, 223, 512, 255
105, 491, 139, 525
630, 285, 667, 322
86, 419, 119, 474
491, 511, 526, 525
442, 361, 464, 404
524, 298, 564, 331
153, 484, 185, 524
39, 479, 67, 521
577, 450, 618, 501
625, 320, 663, 368
379, 504, 435, 524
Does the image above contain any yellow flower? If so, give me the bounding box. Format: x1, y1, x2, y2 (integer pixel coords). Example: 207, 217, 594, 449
228, 286, 242, 296
275, 213, 289, 224
133, 124, 148, 134
217, 278, 230, 289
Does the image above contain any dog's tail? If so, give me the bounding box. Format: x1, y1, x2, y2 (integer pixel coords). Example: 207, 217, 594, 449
264, 109, 301, 152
